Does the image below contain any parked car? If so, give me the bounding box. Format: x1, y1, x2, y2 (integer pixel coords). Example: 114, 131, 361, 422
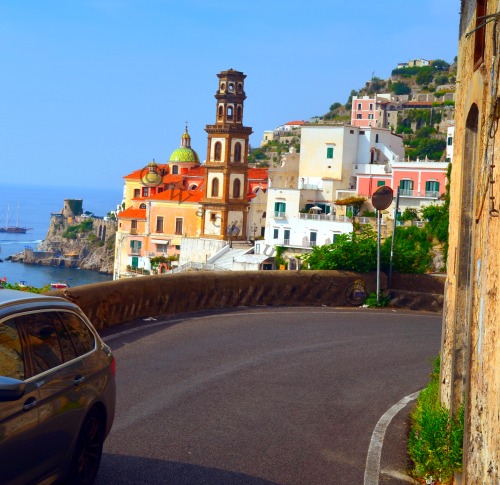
0, 289, 115, 485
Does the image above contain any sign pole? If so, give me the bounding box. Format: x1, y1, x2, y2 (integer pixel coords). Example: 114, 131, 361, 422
377, 209, 381, 304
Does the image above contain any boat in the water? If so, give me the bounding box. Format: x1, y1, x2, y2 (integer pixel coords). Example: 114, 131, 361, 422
50, 282, 69, 289
0, 204, 32, 234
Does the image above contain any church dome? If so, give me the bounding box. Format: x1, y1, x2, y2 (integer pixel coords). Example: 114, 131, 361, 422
169, 126, 200, 164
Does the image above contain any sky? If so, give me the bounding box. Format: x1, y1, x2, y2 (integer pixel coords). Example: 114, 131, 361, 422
0, 0, 460, 190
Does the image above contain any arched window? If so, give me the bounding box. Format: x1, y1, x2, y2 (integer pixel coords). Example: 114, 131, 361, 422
234, 142, 242, 162
214, 142, 222, 161
172, 165, 179, 174
237, 106, 242, 121
139, 203, 147, 209
218, 105, 223, 118
227, 106, 233, 119
233, 178, 241, 198
212, 177, 220, 197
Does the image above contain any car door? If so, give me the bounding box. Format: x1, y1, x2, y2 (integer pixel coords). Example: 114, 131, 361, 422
0, 317, 40, 485
21, 310, 91, 479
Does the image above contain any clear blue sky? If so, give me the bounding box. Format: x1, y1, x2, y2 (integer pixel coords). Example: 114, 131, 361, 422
0, 0, 459, 189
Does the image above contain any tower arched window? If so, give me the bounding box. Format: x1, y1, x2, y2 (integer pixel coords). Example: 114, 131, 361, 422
227, 106, 233, 119
237, 106, 242, 122
233, 178, 241, 198
234, 142, 242, 163
214, 142, 222, 161
212, 177, 220, 197
172, 165, 179, 174
218, 105, 223, 119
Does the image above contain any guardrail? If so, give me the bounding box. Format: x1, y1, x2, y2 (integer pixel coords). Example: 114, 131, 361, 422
48, 271, 445, 330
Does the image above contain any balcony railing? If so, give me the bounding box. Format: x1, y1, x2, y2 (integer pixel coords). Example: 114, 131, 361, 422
299, 213, 352, 222
130, 228, 138, 235
399, 190, 440, 198
274, 211, 286, 219
129, 249, 142, 256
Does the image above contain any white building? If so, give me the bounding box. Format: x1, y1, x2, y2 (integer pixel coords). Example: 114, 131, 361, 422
256, 125, 405, 261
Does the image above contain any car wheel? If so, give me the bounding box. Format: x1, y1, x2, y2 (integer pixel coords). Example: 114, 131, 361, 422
67, 408, 105, 485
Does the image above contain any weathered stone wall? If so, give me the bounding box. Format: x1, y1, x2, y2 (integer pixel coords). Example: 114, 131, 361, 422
441, 1, 500, 483
46, 271, 444, 331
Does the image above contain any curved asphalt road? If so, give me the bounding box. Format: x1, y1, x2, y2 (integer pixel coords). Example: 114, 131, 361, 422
96, 307, 442, 485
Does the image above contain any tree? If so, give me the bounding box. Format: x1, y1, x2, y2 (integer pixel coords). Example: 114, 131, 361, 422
416, 67, 434, 85
432, 59, 450, 71
330, 102, 342, 112
303, 227, 377, 272
391, 81, 411, 95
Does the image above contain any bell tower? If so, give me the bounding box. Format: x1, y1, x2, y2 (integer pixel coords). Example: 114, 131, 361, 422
201, 69, 253, 240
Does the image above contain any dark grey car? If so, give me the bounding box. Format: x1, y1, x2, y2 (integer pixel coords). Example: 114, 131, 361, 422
0, 289, 115, 485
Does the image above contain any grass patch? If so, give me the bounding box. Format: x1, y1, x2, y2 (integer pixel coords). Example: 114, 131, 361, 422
408, 356, 464, 484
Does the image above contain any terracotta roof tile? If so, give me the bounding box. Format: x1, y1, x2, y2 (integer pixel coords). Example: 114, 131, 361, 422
117, 208, 146, 220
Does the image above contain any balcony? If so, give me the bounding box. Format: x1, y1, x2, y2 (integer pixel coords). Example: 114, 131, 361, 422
130, 228, 138, 235
399, 190, 440, 198
274, 211, 287, 219
299, 213, 352, 222
129, 249, 142, 256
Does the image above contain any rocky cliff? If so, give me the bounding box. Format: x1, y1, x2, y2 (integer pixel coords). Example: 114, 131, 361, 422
14, 214, 117, 274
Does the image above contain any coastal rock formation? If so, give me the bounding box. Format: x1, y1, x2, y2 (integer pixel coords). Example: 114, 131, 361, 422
14, 210, 117, 275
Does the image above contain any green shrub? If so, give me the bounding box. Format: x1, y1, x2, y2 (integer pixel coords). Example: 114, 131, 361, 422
364, 292, 390, 307
408, 356, 464, 484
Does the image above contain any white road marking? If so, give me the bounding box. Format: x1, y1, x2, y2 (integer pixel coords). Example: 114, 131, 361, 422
363, 390, 421, 485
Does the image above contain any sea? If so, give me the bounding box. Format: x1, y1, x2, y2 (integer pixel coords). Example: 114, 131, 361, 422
0, 183, 123, 289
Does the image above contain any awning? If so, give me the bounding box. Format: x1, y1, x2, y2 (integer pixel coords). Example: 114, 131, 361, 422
151, 239, 170, 245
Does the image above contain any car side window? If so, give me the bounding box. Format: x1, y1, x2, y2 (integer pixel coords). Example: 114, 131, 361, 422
22, 313, 65, 376
0, 319, 25, 380
58, 312, 95, 357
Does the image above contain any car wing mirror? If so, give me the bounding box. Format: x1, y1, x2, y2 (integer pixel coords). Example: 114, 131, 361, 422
0, 376, 27, 401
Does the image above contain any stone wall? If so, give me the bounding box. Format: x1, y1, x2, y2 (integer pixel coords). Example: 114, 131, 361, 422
47, 270, 444, 331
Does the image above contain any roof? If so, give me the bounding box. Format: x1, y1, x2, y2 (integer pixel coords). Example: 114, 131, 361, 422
169, 146, 200, 163
151, 186, 205, 203
248, 168, 268, 180
285, 120, 306, 126
117, 208, 146, 220
123, 164, 169, 180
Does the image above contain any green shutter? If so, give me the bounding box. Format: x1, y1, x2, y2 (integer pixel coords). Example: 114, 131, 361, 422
326, 147, 334, 158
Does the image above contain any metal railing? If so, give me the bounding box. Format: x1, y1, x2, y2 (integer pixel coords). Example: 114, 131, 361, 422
274, 211, 286, 219
399, 190, 440, 198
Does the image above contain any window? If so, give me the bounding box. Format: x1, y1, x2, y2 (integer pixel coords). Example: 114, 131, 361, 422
399, 179, 414, 195
356, 114, 362, 119
357, 103, 361, 110
426, 180, 440, 195
0, 319, 24, 380
58, 312, 95, 357
130, 239, 142, 254
139, 203, 146, 209
214, 142, 222, 161
368, 114, 374, 120
234, 142, 242, 162
211, 177, 220, 197
227, 106, 233, 119
349, 130, 354, 134
448, 136, 453, 146
172, 165, 179, 175
156, 216, 164, 233
377, 180, 386, 187
375, 134, 379, 143
237, 106, 242, 121
133, 189, 140, 198
23, 313, 64, 375
284, 229, 290, 244
474, 0, 487, 68
218, 105, 223, 117
175, 218, 183, 235
359, 130, 365, 135
310, 232, 317, 247
233, 178, 241, 198
274, 201, 286, 217
142, 187, 149, 197
273, 228, 279, 239
156, 243, 168, 253
369, 103, 373, 110
131, 220, 138, 233
326, 147, 334, 159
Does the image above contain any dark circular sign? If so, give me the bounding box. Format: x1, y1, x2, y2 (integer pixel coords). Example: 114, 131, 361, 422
372, 186, 394, 210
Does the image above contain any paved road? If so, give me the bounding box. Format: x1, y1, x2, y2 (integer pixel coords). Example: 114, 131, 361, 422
96, 307, 442, 485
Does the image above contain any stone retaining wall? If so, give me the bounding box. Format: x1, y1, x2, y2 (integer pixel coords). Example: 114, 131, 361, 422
47, 271, 445, 331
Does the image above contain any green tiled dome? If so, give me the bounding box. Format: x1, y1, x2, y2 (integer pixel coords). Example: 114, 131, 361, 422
169, 146, 200, 163
169, 126, 200, 164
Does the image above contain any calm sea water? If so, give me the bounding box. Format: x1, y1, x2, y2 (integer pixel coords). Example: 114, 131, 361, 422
0, 183, 123, 288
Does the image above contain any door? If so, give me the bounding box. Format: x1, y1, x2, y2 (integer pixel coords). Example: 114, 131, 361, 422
0, 317, 39, 485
